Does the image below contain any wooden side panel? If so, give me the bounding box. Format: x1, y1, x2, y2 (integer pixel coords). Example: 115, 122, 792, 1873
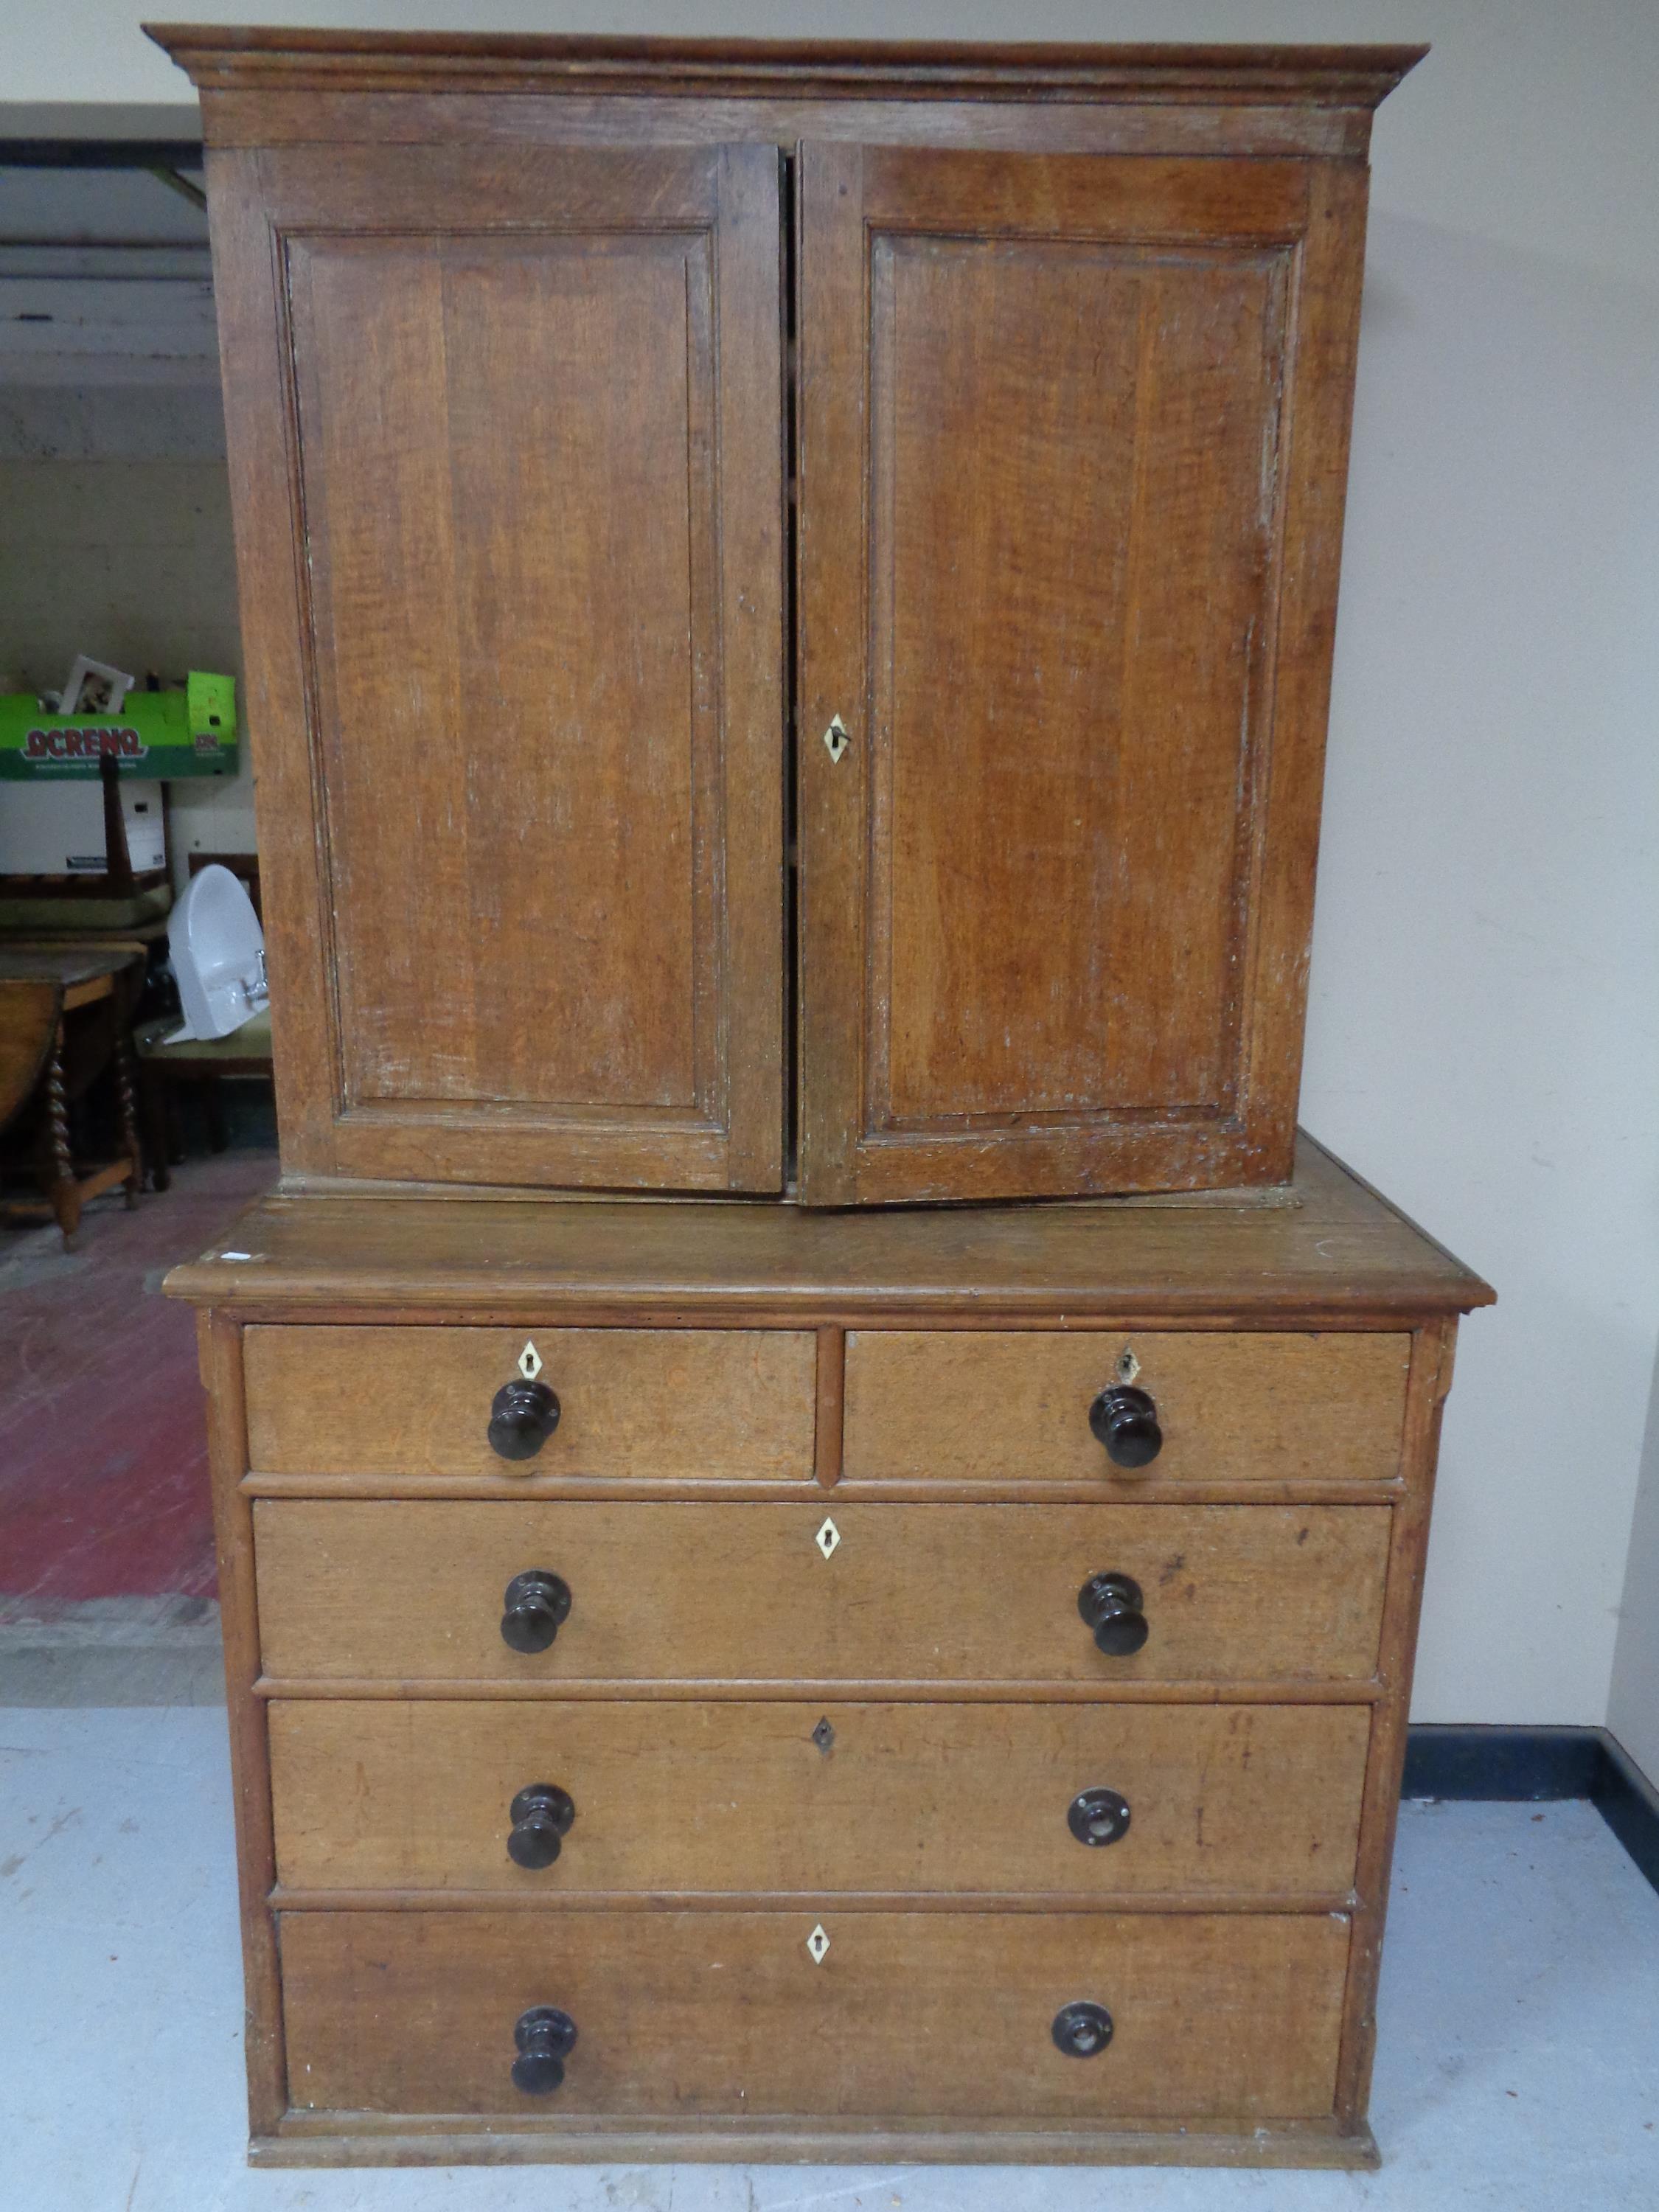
1335, 1319, 1458, 2126
844, 1330, 1409, 1484
252, 1500, 1391, 1686
797, 147, 1368, 1203
279, 1907, 1350, 2119
196, 1313, 288, 2136
268, 1697, 1369, 1898
243, 1325, 817, 1479
206, 141, 785, 1191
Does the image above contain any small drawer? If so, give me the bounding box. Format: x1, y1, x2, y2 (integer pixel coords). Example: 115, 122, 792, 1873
843, 1331, 1410, 1484
268, 1698, 1371, 1899
243, 1325, 818, 1480
279, 1907, 1350, 2121
252, 1500, 1391, 1686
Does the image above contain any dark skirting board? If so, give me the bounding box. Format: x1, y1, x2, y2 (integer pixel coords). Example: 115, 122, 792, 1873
1404, 1725, 1659, 1895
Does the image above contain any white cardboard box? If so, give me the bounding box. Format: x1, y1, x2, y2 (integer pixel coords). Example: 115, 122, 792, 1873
0, 780, 167, 875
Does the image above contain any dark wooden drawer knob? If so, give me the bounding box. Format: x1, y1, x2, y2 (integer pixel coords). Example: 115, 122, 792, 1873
1068, 1787, 1132, 1846
1088, 1384, 1162, 1469
500, 1568, 571, 1654
512, 2006, 577, 2095
1077, 1571, 1149, 1656
507, 1783, 576, 1869
488, 1377, 561, 1462
1052, 2000, 1114, 2057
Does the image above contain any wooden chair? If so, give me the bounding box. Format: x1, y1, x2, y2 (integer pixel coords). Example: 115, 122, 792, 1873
136, 1004, 274, 1190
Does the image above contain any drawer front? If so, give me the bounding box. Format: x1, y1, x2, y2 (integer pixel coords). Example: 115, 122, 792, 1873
243, 1325, 818, 1479
269, 1699, 1370, 1897
844, 1331, 1410, 1484
253, 1500, 1391, 1685
279, 1907, 1349, 2120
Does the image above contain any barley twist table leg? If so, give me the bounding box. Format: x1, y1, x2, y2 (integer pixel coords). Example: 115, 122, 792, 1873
46, 1021, 81, 1246
114, 1025, 142, 1206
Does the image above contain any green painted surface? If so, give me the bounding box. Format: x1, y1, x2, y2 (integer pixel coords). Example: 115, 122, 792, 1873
0, 672, 237, 780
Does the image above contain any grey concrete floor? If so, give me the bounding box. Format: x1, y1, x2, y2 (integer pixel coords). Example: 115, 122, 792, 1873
1, 1707, 1656, 2211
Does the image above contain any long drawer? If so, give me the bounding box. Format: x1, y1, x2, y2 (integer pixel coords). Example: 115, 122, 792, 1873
243, 1325, 818, 1480
279, 1907, 1351, 2120
252, 1500, 1391, 1686
268, 1699, 1371, 1897
843, 1331, 1411, 1484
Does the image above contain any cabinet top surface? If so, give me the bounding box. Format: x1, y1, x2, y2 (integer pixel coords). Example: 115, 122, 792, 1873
164, 1136, 1491, 1321
144, 26, 1425, 106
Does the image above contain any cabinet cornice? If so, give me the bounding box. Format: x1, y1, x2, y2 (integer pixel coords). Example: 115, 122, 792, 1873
144, 28, 1426, 111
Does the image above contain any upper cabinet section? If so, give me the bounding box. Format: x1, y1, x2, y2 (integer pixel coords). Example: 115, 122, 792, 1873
150, 28, 1422, 1203
203, 139, 786, 1192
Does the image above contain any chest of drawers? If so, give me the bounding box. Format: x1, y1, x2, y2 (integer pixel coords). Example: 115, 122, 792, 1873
170, 1138, 1491, 2167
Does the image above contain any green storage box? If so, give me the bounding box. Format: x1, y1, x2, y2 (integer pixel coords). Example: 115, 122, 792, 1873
0, 672, 237, 779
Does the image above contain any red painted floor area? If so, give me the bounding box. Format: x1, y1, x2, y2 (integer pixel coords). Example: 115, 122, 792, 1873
0, 1150, 278, 1611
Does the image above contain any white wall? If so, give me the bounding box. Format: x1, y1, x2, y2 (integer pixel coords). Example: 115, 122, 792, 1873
0, 385, 257, 880
1610, 1352, 1659, 1781
4, 0, 1657, 1749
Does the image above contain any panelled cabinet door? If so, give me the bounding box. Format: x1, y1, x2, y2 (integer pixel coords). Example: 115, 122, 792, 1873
796, 145, 1367, 1206
210, 144, 786, 1190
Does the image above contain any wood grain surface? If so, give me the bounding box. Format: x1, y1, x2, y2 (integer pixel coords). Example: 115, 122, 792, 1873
1334, 1318, 1457, 2126
268, 1697, 1370, 1898
869, 226, 1285, 1130
795, 143, 1365, 1203
185, 36, 1406, 1210
844, 1330, 1409, 1484
244, 1326, 816, 1479
150, 28, 1426, 111
196, 93, 1389, 167
251, 1500, 1391, 1687
164, 1135, 1494, 1320
248, 2115, 1379, 2170
198, 1314, 289, 2134
202, 138, 785, 1192
145, 27, 1453, 2174
0, 978, 60, 1133
278, 1906, 1351, 2119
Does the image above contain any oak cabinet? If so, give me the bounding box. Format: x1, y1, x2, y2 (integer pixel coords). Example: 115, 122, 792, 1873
181, 31, 1399, 1205
151, 25, 1493, 2178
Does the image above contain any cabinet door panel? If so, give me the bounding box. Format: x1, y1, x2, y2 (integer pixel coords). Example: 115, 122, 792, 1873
209, 143, 785, 1189
797, 147, 1366, 1204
